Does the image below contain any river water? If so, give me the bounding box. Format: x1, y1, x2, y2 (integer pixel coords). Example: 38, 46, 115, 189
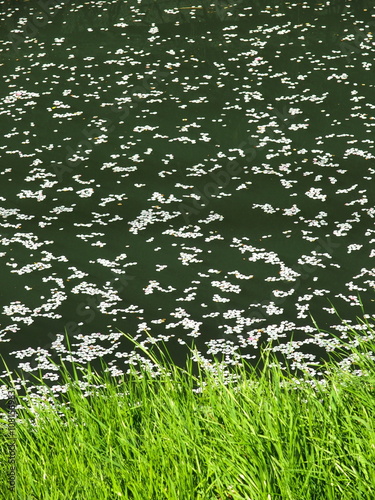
0, 0, 374, 395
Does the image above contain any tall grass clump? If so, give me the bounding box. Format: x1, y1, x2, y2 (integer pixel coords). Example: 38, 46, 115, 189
0, 328, 375, 499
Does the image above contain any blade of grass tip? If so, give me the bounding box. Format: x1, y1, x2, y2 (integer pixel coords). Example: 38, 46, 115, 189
183, 341, 201, 382
0, 356, 32, 398
309, 311, 327, 334
358, 314, 375, 330
63, 328, 81, 384
140, 328, 175, 369
1, 357, 50, 412
0, 355, 20, 420
118, 330, 164, 368
357, 292, 365, 316
256, 340, 275, 376
309, 310, 352, 353
187, 345, 207, 392
31, 353, 73, 391
326, 300, 361, 334
327, 316, 371, 350
0, 354, 16, 391
95, 357, 117, 390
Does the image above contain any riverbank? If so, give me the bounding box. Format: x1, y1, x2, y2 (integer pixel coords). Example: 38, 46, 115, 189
1, 325, 375, 499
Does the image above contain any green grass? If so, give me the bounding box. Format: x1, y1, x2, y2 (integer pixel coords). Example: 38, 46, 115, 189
0, 327, 375, 499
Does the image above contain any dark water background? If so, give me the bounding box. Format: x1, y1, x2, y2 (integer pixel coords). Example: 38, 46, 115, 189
0, 0, 374, 396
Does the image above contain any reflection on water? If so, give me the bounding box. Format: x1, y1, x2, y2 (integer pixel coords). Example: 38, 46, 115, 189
0, 0, 374, 397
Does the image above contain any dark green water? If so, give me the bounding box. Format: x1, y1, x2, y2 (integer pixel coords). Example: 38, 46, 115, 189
0, 0, 374, 395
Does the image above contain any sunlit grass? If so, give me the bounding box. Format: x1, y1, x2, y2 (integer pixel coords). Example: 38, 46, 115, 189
0, 323, 375, 499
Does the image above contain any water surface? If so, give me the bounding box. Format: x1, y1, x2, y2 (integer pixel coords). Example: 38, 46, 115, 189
0, 0, 374, 396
